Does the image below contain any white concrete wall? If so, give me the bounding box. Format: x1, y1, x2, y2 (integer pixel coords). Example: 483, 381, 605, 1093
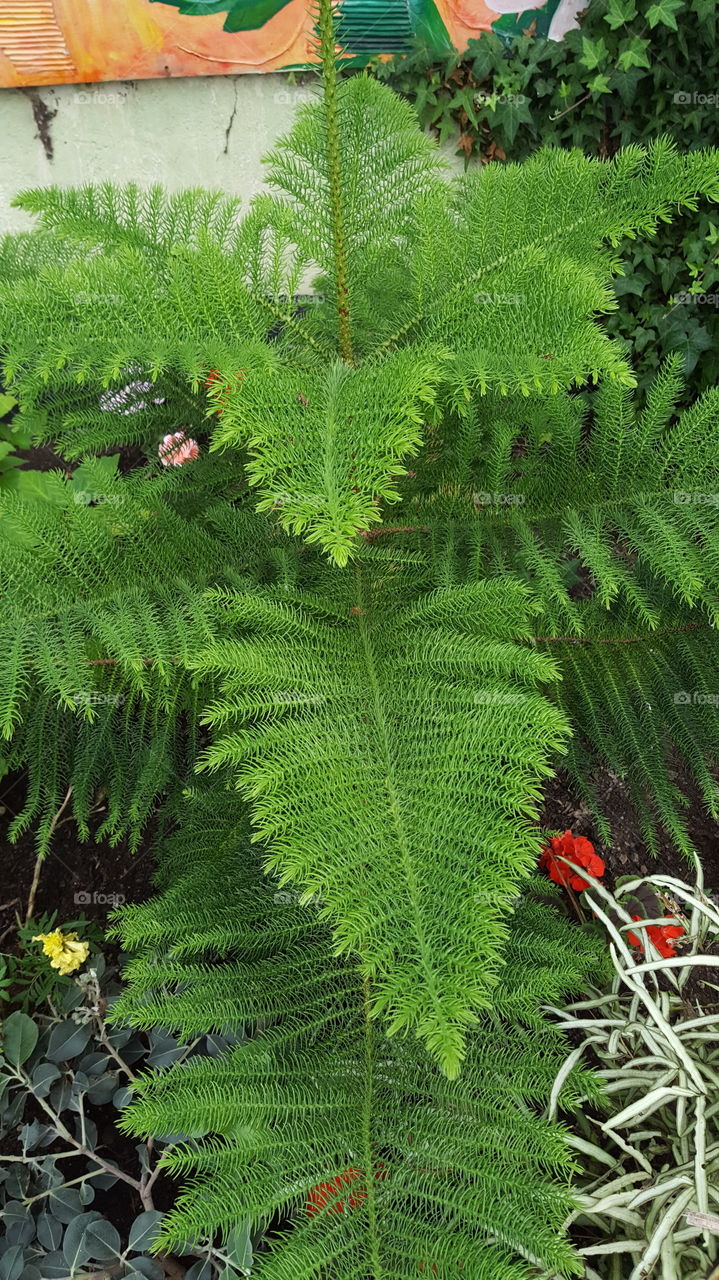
0, 74, 318, 232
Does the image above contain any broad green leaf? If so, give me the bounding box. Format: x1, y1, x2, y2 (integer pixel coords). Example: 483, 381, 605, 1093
37, 1213, 63, 1252
617, 36, 652, 69
63, 1214, 121, 1267
49, 1188, 85, 1224
646, 0, 683, 26
46, 1020, 92, 1063
604, 0, 637, 27
2, 1011, 38, 1067
128, 1210, 165, 1253
0, 1245, 25, 1280
224, 1221, 253, 1271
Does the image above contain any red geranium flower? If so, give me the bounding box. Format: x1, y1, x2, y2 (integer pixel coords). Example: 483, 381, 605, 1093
306, 1163, 387, 1217
539, 830, 605, 892
307, 1168, 363, 1216
627, 914, 685, 958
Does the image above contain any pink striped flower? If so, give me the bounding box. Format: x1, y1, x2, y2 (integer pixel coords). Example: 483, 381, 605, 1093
159, 431, 200, 467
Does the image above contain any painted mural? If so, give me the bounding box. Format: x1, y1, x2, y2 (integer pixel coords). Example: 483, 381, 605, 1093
0, 0, 582, 89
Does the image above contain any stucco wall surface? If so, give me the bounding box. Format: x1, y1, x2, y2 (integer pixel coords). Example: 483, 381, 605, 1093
0, 73, 316, 232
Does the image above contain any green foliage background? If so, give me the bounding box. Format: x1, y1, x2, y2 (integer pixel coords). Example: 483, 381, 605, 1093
373, 0, 719, 396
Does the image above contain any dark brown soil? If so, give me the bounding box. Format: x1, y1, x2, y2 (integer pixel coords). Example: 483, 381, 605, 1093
541, 762, 719, 891
0, 769, 156, 944
2, 756, 718, 947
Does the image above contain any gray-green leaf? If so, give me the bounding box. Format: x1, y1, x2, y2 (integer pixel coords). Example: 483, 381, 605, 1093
46, 1021, 92, 1063
0, 1246, 25, 1280
128, 1210, 164, 1253
63, 1213, 121, 1267
2, 1013, 38, 1067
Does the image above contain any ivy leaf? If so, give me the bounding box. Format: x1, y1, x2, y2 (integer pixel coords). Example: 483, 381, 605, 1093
589, 73, 612, 94
617, 36, 652, 69
580, 36, 609, 70
604, 0, 637, 26
666, 321, 713, 373
646, 0, 683, 26
486, 94, 534, 146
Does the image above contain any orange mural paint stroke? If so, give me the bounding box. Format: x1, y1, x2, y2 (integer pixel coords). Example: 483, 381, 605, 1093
0, 1, 75, 76
0, 0, 572, 88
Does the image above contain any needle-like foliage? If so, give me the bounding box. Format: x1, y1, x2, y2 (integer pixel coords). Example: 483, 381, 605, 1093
1, 9, 719, 1264
112, 785, 605, 1279
192, 570, 569, 1074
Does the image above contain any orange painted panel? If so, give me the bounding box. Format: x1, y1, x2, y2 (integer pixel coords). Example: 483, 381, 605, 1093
0, 0, 575, 87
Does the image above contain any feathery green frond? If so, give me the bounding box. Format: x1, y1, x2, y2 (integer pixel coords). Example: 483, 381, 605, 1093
113, 784, 604, 1279
2, 43, 714, 1268
189, 571, 569, 1076
370, 358, 719, 849
210, 348, 445, 564
4, 92, 717, 563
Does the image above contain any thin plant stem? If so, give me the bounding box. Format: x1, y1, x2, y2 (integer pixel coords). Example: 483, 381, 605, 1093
25, 785, 73, 923
317, 0, 352, 362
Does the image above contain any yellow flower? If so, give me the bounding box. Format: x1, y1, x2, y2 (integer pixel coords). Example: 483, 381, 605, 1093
32, 929, 90, 976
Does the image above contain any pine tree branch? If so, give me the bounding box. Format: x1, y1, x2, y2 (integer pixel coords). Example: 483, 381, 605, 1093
317, 0, 352, 363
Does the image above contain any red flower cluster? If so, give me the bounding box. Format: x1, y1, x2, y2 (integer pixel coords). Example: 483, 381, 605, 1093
539, 830, 605, 892
306, 1164, 387, 1217
627, 914, 685, 958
